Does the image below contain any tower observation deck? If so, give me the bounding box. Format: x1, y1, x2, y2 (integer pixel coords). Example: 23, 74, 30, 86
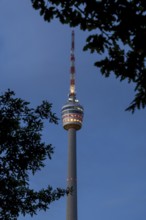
62, 31, 84, 220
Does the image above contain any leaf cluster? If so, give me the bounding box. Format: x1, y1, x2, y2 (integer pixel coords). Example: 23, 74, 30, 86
31, 0, 146, 112
0, 90, 66, 220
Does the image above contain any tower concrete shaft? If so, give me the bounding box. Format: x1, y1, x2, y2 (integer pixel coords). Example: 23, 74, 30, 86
67, 128, 77, 220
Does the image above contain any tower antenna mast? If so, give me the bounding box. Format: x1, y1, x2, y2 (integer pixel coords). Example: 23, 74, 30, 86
69, 30, 76, 100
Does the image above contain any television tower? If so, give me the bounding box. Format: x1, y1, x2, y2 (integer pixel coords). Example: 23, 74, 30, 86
62, 31, 84, 220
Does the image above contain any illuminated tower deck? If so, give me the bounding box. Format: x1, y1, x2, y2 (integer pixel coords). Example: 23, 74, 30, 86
62, 31, 84, 220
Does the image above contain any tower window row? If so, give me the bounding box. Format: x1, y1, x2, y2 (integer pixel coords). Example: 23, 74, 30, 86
63, 118, 82, 123
62, 114, 82, 119
62, 110, 83, 114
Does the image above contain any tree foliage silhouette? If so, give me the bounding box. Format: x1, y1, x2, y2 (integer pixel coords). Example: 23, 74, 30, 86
31, 0, 146, 112
0, 90, 67, 220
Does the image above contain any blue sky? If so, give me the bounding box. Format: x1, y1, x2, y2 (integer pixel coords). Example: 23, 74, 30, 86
0, 1, 146, 220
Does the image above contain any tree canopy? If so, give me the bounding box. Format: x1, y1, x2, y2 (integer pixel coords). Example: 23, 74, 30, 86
31, 0, 146, 112
0, 90, 67, 220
